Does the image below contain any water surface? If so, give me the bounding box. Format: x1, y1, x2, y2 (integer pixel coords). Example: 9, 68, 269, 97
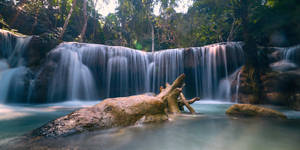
1, 100, 300, 150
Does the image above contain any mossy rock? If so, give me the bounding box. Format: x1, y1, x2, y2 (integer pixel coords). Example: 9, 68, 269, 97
226, 104, 287, 119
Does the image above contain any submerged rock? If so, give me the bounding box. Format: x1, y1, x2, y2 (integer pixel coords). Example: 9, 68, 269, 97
226, 104, 287, 119
231, 64, 300, 110
289, 93, 300, 111
270, 60, 297, 72
25, 32, 59, 68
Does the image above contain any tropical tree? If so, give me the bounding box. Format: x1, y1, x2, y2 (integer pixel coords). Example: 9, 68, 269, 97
59, 0, 77, 40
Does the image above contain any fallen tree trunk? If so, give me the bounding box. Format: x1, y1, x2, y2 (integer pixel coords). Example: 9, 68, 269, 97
31, 74, 200, 137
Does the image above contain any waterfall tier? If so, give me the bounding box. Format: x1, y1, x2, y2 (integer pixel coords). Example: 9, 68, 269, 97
40, 42, 244, 102
0, 30, 32, 103
283, 45, 300, 62
0, 30, 245, 103
269, 44, 300, 72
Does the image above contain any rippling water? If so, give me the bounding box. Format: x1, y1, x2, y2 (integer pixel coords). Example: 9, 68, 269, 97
1, 100, 300, 150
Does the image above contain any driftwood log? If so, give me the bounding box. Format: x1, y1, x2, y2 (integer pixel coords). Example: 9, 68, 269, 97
31, 74, 200, 137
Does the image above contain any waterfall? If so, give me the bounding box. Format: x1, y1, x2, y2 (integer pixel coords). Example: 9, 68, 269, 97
146, 62, 154, 92
283, 44, 300, 61
43, 42, 244, 102
217, 79, 231, 100
235, 70, 242, 103
270, 44, 300, 71
0, 67, 27, 102
0, 68, 18, 102
0, 29, 245, 103
107, 56, 129, 97
47, 43, 98, 101
0, 30, 32, 103
0, 59, 9, 71
0, 30, 32, 67
149, 49, 184, 93
191, 42, 244, 99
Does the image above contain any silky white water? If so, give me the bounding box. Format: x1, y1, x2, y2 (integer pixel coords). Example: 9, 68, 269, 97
283, 44, 300, 61
0, 30, 32, 102
44, 42, 244, 102
0, 67, 26, 102
235, 70, 242, 103
0, 30, 245, 103
47, 45, 97, 101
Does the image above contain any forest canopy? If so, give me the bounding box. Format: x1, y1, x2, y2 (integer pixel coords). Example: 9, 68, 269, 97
1, 0, 299, 51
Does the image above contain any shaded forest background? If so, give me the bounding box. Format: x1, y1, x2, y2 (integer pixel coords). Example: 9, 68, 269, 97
0, 0, 300, 51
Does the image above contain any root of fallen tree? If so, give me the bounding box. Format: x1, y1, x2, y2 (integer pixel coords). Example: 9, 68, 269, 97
31, 74, 200, 137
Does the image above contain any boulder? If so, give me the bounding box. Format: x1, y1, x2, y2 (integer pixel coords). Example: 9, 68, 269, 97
265, 92, 287, 105
231, 65, 300, 110
230, 66, 261, 104
226, 104, 287, 119
270, 60, 297, 72
288, 93, 300, 111
25, 32, 60, 68
268, 48, 284, 63
267, 45, 300, 66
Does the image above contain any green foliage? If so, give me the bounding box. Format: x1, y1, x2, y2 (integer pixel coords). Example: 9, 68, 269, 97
1, 0, 299, 49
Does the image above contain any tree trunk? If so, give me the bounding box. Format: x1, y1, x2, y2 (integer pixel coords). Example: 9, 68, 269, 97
240, 0, 262, 104
54, 0, 60, 28
78, 0, 88, 42
151, 23, 155, 53
92, 0, 99, 40
227, 18, 236, 42
58, 0, 77, 41
240, 0, 258, 67
31, 74, 200, 137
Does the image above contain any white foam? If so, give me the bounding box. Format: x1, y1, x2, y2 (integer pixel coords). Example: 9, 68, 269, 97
194, 100, 235, 104
0, 101, 98, 120
0, 104, 30, 120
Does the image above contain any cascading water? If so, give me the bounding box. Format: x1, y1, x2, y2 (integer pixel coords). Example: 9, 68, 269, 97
47, 43, 98, 101
0, 68, 17, 101
0, 30, 32, 103
107, 56, 129, 97
0, 59, 9, 71
43, 42, 244, 102
191, 42, 244, 99
0, 30, 32, 67
0, 67, 28, 102
149, 49, 184, 93
47, 43, 150, 101
235, 70, 242, 103
217, 79, 231, 100
270, 44, 300, 71
283, 44, 300, 62
0, 29, 245, 103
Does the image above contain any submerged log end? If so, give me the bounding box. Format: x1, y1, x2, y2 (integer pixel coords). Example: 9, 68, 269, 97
188, 97, 201, 104
180, 93, 196, 114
